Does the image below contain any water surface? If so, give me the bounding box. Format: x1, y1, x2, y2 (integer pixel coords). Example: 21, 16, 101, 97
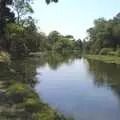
0, 52, 120, 120
35, 54, 120, 120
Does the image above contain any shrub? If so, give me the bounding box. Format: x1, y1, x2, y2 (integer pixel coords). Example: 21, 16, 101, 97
6, 83, 39, 103
24, 98, 42, 113
99, 48, 113, 55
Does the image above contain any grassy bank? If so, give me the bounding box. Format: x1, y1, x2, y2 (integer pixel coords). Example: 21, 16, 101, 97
0, 82, 72, 120
85, 55, 120, 64
0, 52, 74, 120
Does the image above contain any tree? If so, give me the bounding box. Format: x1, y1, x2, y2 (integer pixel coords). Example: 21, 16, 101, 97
12, 0, 34, 24
76, 39, 83, 50
86, 14, 120, 54
0, 0, 58, 52
0, 0, 15, 49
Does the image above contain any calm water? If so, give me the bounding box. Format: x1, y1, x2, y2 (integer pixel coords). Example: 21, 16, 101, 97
35, 53, 120, 120
0, 52, 120, 120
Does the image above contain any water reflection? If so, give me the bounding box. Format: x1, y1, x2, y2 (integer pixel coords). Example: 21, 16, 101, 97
1, 52, 120, 120
35, 53, 120, 120
87, 59, 120, 100
35, 52, 81, 70
0, 57, 43, 120
0, 52, 80, 120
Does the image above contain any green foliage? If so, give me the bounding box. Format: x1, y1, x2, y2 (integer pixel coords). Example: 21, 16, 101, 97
33, 110, 73, 120
24, 98, 42, 112
0, 0, 82, 57
99, 48, 113, 55
6, 83, 28, 93
10, 37, 29, 56
85, 13, 120, 54
5, 82, 72, 120
12, 0, 34, 23
46, 31, 81, 52
6, 23, 24, 33
6, 83, 41, 107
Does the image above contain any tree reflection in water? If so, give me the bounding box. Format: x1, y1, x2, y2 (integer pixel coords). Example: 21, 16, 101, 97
87, 59, 120, 100
0, 52, 79, 120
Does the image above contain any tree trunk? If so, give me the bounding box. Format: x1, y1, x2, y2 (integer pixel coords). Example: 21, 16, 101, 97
0, 0, 6, 50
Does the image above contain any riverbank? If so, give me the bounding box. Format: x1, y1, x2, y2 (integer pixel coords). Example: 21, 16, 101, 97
85, 55, 120, 64
0, 55, 73, 120
1, 82, 72, 120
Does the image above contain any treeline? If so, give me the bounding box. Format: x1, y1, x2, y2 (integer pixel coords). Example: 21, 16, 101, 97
1, 0, 120, 57
0, 0, 82, 57
40, 31, 83, 52
84, 13, 120, 56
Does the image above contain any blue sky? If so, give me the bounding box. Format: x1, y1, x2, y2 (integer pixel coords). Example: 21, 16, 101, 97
32, 0, 120, 39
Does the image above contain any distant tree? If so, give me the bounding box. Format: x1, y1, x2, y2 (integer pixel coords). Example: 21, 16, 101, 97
86, 14, 120, 54
76, 39, 83, 50
65, 35, 75, 40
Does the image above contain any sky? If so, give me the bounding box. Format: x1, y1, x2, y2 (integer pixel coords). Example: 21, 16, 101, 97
32, 0, 120, 39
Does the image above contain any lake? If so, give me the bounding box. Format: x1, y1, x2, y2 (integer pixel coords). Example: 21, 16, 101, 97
0, 52, 120, 120
35, 53, 120, 120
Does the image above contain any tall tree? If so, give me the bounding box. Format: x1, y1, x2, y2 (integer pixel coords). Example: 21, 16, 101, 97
0, 0, 14, 49
0, 0, 58, 50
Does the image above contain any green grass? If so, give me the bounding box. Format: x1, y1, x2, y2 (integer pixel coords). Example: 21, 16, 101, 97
85, 55, 120, 64
5, 83, 72, 120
